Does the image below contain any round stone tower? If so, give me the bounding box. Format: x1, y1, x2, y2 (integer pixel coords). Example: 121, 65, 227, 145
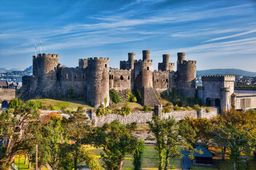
176, 52, 197, 97
141, 50, 153, 88
177, 52, 186, 64
142, 50, 150, 61
128, 52, 135, 69
86, 57, 109, 107
163, 54, 170, 66
33, 53, 59, 78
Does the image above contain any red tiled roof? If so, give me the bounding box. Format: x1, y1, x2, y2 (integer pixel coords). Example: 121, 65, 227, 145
0, 81, 8, 87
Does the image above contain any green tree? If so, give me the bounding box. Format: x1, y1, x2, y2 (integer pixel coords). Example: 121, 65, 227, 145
148, 116, 181, 170
0, 99, 40, 169
60, 112, 102, 170
133, 140, 144, 170
35, 117, 64, 169
210, 110, 256, 170
92, 121, 139, 170
110, 89, 121, 104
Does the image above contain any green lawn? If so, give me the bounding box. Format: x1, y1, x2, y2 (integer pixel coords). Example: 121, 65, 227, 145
29, 98, 93, 111
123, 144, 181, 170
14, 155, 31, 170
14, 146, 256, 170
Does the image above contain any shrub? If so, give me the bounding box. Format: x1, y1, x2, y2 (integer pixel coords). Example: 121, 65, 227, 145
96, 105, 112, 116
119, 104, 131, 115
142, 105, 151, 112
76, 106, 85, 113
109, 89, 121, 104
128, 91, 138, 102
193, 104, 201, 111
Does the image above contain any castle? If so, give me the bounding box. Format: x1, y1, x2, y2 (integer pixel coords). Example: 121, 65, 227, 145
21, 50, 196, 108
21, 50, 256, 112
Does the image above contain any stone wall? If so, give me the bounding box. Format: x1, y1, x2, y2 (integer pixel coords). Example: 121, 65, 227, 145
0, 88, 16, 101
109, 69, 132, 91
233, 90, 256, 110
153, 71, 169, 92
92, 107, 218, 126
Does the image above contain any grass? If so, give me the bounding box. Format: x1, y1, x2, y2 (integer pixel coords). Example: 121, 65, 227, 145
29, 98, 93, 111
14, 145, 256, 170
110, 102, 143, 111
14, 154, 31, 170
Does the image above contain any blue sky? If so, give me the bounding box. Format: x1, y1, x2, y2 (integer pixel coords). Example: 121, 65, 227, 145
0, 0, 256, 71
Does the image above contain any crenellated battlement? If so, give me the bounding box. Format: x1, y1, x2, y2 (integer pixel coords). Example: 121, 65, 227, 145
87, 57, 109, 61
24, 49, 199, 108
202, 75, 235, 81
185, 60, 197, 64
33, 53, 59, 59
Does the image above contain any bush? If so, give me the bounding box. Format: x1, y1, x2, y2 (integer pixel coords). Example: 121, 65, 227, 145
76, 106, 85, 113
193, 104, 201, 111
142, 105, 151, 112
96, 105, 112, 116
119, 104, 131, 115
109, 89, 121, 104
128, 91, 138, 102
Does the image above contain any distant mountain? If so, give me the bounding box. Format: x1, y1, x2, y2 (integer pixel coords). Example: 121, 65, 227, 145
197, 69, 256, 77
0, 68, 8, 73
23, 66, 32, 74
0, 68, 19, 73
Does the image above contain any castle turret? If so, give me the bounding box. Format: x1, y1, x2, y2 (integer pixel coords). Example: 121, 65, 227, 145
177, 52, 186, 64
176, 52, 196, 97
79, 59, 88, 68
33, 53, 59, 78
141, 50, 153, 88
86, 57, 109, 107
128, 52, 135, 69
142, 50, 150, 61
120, 52, 136, 70
158, 54, 175, 71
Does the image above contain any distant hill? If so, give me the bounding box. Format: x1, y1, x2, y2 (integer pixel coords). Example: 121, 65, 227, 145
0, 68, 19, 73
197, 69, 256, 77
0, 68, 7, 73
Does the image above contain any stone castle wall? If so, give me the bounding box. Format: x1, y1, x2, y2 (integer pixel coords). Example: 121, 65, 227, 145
0, 88, 16, 102
92, 107, 218, 126
22, 50, 198, 108
109, 69, 132, 91
153, 71, 169, 92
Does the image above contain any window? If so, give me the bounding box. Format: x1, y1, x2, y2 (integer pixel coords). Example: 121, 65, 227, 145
105, 64, 107, 68
147, 67, 149, 70
128, 76, 130, 80
120, 75, 124, 80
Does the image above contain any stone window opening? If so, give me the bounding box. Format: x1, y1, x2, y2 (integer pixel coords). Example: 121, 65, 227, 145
166, 79, 168, 82
156, 79, 158, 82
128, 76, 130, 80
105, 64, 107, 68
74, 75, 77, 80
147, 67, 149, 70
120, 75, 124, 80
109, 75, 113, 79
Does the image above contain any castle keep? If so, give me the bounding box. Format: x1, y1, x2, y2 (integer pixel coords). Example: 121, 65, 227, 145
20, 50, 256, 112
21, 50, 197, 107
